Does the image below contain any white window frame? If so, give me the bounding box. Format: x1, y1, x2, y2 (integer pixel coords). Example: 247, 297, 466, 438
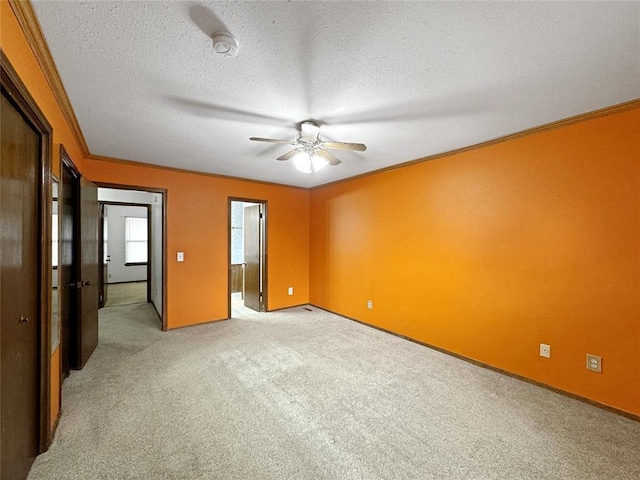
125, 216, 148, 264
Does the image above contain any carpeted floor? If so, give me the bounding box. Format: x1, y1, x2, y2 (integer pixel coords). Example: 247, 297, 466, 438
105, 281, 147, 307
29, 304, 640, 479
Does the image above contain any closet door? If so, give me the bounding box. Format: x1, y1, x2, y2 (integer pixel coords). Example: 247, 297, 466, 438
1, 74, 41, 480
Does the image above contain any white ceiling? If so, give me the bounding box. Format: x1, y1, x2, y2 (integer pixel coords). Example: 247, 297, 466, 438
32, 1, 639, 188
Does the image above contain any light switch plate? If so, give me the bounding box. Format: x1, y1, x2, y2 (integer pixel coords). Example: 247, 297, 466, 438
540, 343, 551, 358
177, 252, 184, 262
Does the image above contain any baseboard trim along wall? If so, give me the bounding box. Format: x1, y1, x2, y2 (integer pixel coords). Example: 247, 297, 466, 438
308, 304, 640, 423
268, 303, 310, 313
107, 280, 148, 285
166, 317, 229, 331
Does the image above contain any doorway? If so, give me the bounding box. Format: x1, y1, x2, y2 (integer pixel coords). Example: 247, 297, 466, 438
96, 185, 166, 330
1, 52, 52, 479
99, 202, 150, 308
228, 199, 267, 317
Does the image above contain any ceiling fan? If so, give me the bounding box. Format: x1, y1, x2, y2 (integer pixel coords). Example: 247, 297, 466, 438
250, 121, 367, 173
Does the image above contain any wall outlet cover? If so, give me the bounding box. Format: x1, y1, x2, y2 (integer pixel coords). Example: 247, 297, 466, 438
586, 354, 602, 373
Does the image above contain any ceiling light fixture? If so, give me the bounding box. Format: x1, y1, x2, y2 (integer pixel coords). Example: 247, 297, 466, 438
292, 150, 329, 174
250, 120, 366, 173
212, 31, 239, 58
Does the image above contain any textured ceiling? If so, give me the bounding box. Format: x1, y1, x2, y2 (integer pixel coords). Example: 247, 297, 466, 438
32, 1, 639, 188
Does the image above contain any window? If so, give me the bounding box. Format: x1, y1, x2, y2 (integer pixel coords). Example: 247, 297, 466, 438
125, 217, 148, 264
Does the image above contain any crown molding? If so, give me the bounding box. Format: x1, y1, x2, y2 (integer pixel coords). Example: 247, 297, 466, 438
88, 97, 639, 192
86, 154, 305, 190
311, 98, 640, 190
8, 0, 89, 156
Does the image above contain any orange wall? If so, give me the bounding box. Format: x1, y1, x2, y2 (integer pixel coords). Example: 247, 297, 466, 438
83, 159, 310, 328
1, 0, 85, 173
2, 0, 86, 437
310, 106, 640, 416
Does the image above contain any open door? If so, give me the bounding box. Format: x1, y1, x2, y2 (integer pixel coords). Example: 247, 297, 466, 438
77, 177, 100, 368
60, 154, 78, 377
243, 203, 266, 312
60, 152, 100, 373
98, 203, 109, 308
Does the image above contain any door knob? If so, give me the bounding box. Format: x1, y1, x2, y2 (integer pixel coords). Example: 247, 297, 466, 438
19, 316, 29, 324
82, 280, 91, 286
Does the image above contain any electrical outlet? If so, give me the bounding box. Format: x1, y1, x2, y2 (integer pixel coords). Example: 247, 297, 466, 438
367, 300, 373, 310
540, 343, 551, 358
586, 354, 602, 373
288, 287, 293, 295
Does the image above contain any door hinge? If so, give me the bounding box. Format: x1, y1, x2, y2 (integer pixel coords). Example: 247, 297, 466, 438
259, 212, 263, 219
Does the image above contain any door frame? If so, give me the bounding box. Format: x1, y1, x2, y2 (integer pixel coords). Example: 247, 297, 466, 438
99, 201, 152, 304
227, 197, 268, 318
94, 182, 168, 331
98, 203, 107, 308
1, 51, 52, 451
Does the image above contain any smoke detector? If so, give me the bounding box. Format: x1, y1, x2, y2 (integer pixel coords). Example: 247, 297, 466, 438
212, 31, 239, 58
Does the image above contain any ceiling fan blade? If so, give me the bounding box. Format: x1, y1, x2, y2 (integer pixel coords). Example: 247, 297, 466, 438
276, 149, 301, 161
300, 121, 320, 141
322, 141, 367, 152
315, 149, 341, 166
167, 96, 290, 126
249, 137, 293, 144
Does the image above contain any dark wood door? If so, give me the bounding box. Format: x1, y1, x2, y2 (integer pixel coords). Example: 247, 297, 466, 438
1, 90, 40, 480
59, 160, 99, 371
77, 177, 99, 368
98, 203, 108, 308
59, 158, 78, 377
243, 204, 262, 312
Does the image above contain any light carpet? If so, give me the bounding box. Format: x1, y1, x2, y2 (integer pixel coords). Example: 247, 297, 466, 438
104, 281, 147, 307
29, 303, 640, 479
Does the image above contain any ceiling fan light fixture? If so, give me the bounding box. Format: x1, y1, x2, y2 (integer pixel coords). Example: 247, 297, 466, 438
292, 151, 312, 173
250, 121, 366, 172
311, 154, 329, 172
212, 31, 239, 58
292, 151, 329, 174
